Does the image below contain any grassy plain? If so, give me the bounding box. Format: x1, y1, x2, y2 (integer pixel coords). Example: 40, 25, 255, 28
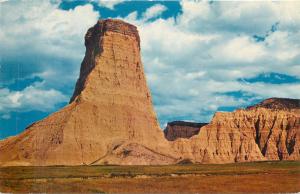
1, 161, 299, 193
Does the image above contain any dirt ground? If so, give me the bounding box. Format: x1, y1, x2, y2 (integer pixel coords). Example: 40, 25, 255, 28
1, 161, 299, 193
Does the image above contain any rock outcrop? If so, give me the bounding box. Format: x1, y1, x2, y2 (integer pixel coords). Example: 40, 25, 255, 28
0, 19, 176, 166
164, 121, 207, 141
170, 98, 300, 163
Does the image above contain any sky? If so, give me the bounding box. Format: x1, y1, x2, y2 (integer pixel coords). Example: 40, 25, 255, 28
0, 0, 300, 139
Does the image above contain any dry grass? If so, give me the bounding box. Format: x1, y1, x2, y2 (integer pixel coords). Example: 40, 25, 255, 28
1, 161, 299, 193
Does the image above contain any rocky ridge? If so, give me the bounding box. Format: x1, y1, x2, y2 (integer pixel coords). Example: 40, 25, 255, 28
170, 98, 300, 163
247, 98, 300, 110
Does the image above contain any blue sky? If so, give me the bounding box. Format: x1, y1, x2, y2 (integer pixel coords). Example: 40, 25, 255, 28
0, 0, 300, 139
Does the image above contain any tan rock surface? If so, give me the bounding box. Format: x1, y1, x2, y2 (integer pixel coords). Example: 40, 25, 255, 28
0, 19, 176, 166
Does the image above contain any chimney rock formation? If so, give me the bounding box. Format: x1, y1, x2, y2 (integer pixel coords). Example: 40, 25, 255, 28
0, 19, 176, 166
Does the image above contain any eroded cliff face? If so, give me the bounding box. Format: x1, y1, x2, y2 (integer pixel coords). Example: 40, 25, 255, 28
170, 99, 300, 163
0, 19, 176, 166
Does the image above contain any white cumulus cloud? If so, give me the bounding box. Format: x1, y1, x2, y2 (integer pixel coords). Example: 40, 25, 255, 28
0, 85, 68, 114
142, 4, 167, 21
96, 0, 124, 10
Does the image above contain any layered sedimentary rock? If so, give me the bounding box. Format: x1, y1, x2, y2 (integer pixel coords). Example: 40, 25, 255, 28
0, 19, 176, 166
164, 121, 207, 141
171, 98, 300, 163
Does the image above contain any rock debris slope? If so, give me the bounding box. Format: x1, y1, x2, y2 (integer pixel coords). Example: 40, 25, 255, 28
0, 19, 177, 166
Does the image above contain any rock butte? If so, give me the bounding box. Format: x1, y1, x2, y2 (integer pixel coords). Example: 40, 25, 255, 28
164, 121, 208, 141
0, 19, 299, 166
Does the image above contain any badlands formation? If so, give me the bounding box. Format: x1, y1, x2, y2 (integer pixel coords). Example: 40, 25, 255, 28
0, 19, 299, 166
170, 98, 300, 163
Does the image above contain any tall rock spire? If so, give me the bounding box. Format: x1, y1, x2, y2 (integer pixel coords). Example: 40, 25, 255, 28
0, 19, 176, 166
70, 19, 141, 103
